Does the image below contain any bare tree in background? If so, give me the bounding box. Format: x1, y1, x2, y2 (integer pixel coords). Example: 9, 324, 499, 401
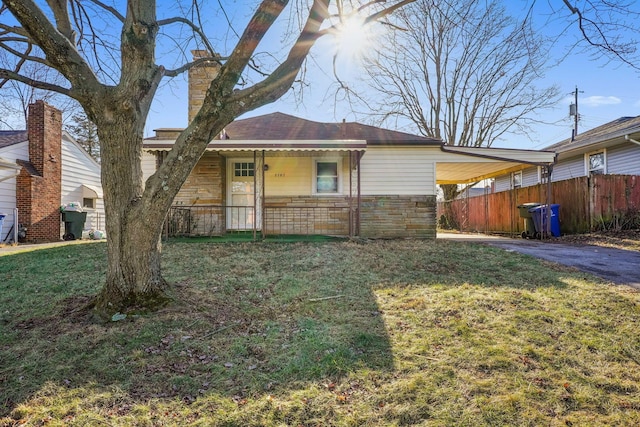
557, 0, 640, 69
0, 0, 414, 318
0, 59, 78, 128
65, 112, 100, 162
366, 0, 560, 145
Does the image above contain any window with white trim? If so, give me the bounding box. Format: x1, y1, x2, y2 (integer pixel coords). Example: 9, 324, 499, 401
314, 159, 341, 194
512, 171, 522, 189
586, 150, 606, 175
234, 162, 255, 177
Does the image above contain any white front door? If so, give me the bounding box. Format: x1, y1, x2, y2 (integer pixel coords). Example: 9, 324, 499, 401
227, 160, 257, 230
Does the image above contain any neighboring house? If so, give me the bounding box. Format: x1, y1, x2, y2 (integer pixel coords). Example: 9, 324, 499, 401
494, 116, 640, 192
0, 101, 105, 243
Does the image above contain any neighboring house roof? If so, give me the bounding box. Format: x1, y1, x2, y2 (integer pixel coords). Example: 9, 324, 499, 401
544, 116, 640, 154
0, 130, 28, 149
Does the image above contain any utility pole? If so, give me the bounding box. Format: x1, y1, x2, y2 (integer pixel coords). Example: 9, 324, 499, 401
569, 86, 584, 140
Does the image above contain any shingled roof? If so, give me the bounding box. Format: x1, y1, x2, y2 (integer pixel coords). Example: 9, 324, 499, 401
0, 130, 28, 149
544, 116, 640, 153
216, 112, 440, 145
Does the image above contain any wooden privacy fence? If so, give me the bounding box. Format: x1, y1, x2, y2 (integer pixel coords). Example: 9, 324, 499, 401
438, 175, 640, 236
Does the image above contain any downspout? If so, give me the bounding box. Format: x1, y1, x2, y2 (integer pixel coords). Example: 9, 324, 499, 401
625, 135, 640, 146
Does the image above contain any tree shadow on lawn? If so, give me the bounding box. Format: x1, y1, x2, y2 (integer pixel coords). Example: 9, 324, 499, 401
0, 239, 578, 419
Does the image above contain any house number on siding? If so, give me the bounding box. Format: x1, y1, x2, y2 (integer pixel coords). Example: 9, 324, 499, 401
274, 173, 285, 177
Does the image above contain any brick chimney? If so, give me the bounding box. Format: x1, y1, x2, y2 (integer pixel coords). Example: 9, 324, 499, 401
16, 101, 62, 242
188, 50, 220, 123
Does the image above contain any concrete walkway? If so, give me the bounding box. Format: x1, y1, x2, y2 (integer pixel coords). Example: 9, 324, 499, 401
438, 232, 640, 289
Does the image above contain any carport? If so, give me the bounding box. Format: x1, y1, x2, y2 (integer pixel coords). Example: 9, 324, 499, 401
434, 145, 557, 235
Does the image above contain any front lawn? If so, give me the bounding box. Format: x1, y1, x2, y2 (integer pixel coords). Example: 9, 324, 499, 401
1, 239, 639, 426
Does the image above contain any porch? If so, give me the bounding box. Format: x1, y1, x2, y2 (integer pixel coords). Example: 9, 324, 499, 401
159, 141, 366, 238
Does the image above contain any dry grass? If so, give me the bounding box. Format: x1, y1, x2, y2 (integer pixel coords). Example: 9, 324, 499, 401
1, 239, 640, 426
555, 229, 640, 252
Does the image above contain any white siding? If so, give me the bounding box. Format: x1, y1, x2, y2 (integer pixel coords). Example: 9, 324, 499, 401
360, 146, 437, 196
607, 142, 640, 175
61, 136, 105, 235
522, 166, 539, 187
0, 141, 28, 242
142, 151, 157, 184
552, 155, 584, 181
494, 175, 511, 192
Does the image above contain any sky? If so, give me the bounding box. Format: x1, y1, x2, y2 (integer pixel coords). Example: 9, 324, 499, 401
138, 1, 640, 151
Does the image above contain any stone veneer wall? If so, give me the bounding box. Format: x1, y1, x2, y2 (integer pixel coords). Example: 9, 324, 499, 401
264, 196, 352, 236
171, 152, 226, 236
359, 195, 437, 239
263, 195, 437, 238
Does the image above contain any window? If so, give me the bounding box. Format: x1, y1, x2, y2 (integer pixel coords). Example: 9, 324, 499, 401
314, 159, 341, 194
512, 171, 522, 189
538, 166, 551, 183
587, 151, 606, 175
83, 198, 95, 209
234, 162, 254, 177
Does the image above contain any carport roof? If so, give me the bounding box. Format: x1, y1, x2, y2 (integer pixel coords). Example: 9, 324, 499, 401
436, 145, 557, 184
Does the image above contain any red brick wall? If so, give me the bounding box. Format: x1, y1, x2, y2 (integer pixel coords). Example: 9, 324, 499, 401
16, 101, 62, 242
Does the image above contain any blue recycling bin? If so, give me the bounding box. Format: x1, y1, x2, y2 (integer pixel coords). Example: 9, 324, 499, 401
528, 204, 561, 238
0, 214, 5, 239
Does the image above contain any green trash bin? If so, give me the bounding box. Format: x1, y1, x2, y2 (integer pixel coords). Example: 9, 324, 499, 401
62, 211, 87, 240
517, 203, 541, 239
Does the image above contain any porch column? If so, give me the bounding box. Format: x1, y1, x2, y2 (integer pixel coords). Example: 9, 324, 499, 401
253, 150, 257, 240
357, 151, 362, 236
262, 150, 266, 238
349, 150, 353, 237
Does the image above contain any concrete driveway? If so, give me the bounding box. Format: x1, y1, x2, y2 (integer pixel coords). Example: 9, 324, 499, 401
439, 232, 640, 290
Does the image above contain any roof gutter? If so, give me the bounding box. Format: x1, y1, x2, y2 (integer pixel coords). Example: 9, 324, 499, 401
440, 145, 557, 166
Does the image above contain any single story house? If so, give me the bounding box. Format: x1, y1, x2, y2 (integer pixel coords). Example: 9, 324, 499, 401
142, 114, 556, 239
140, 51, 556, 239
0, 101, 105, 243
494, 116, 640, 191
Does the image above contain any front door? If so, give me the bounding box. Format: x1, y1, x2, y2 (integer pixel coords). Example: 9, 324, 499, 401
227, 160, 257, 230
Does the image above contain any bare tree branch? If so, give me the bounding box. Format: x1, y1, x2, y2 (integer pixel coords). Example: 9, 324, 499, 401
157, 16, 216, 55
0, 68, 71, 95
46, 0, 76, 43
560, 0, 640, 69
86, 0, 126, 22
2, 0, 100, 91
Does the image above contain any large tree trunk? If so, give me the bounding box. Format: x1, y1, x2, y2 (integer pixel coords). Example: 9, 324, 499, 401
92, 108, 170, 319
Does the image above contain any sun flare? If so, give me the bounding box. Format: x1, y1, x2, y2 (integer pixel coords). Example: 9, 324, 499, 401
331, 15, 375, 60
